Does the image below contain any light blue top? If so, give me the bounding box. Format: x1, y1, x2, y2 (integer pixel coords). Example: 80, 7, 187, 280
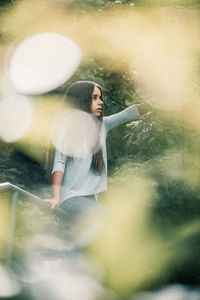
52, 105, 140, 203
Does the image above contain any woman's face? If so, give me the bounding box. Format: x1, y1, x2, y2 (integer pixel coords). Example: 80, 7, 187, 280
90, 86, 103, 117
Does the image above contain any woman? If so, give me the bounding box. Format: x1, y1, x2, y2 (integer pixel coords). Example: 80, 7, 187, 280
45, 80, 150, 226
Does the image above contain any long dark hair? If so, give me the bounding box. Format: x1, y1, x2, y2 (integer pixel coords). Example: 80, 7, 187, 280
46, 81, 104, 181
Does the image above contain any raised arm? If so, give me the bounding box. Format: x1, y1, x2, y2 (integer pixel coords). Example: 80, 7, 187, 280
103, 102, 152, 133
103, 104, 140, 133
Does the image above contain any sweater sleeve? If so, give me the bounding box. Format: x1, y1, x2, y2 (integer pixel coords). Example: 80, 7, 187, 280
103, 105, 140, 133
52, 149, 67, 174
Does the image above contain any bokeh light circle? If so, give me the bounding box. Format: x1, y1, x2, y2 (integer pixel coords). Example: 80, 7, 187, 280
51, 108, 100, 158
10, 32, 82, 95
0, 95, 33, 142
0, 265, 21, 297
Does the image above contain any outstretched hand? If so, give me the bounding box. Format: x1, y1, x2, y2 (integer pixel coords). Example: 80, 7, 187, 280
44, 197, 59, 213
136, 102, 155, 115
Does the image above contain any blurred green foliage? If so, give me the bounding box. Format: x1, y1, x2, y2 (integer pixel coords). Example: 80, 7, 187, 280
0, 0, 199, 297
